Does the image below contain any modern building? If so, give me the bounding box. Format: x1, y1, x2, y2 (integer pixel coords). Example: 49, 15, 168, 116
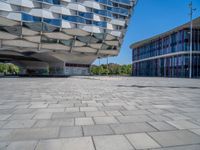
130, 17, 200, 78
0, 0, 136, 76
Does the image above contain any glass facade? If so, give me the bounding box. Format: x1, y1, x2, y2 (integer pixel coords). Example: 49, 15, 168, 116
132, 28, 200, 78
4, 0, 132, 30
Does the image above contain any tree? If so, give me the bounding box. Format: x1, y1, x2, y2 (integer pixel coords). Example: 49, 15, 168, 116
0, 64, 8, 74
90, 64, 132, 76
0, 63, 19, 74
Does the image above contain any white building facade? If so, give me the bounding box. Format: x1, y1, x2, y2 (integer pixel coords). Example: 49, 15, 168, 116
0, 0, 136, 75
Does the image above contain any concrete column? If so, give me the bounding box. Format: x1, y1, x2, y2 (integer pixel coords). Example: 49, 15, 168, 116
49, 62, 65, 76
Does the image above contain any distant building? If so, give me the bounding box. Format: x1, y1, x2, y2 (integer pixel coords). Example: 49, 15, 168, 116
130, 17, 200, 78
0, 0, 137, 76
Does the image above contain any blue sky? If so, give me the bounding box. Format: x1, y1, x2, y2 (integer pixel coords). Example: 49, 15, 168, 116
93, 0, 200, 65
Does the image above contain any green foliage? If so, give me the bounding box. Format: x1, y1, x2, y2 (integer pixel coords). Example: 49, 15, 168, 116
0, 63, 19, 74
91, 64, 132, 76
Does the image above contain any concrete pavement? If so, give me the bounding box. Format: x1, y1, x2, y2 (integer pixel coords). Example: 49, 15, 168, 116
0, 77, 200, 150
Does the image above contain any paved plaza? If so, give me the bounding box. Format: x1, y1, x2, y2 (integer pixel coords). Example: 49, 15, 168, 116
0, 77, 200, 150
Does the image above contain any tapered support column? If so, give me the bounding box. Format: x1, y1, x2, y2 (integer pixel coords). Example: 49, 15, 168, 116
49, 62, 65, 76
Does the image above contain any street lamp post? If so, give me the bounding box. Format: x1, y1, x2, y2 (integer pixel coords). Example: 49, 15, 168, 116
98, 57, 101, 76
188, 1, 196, 78
107, 56, 109, 76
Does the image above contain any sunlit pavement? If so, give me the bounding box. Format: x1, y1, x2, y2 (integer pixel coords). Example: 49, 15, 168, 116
0, 77, 200, 150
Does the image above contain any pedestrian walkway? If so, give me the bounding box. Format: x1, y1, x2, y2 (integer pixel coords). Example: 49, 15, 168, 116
0, 77, 200, 150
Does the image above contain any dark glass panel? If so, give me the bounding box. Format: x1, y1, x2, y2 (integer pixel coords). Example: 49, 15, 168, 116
41, 35, 57, 43
43, 18, 61, 26
60, 39, 73, 46
22, 13, 41, 22
23, 22, 42, 31
2, 25, 22, 36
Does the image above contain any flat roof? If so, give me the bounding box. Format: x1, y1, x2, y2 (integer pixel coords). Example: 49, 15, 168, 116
130, 17, 200, 49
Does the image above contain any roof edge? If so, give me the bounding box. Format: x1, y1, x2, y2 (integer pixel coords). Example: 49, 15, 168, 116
130, 16, 200, 49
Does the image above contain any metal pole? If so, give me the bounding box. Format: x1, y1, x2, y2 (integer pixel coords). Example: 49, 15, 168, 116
98, 57, 100, 76
99, 57, 100, 66
189, 1, 196, 78
107, 56, 109, 76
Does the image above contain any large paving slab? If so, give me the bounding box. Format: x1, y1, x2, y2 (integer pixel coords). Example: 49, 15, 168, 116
59, 126, 83, 138
151, 144, 200, 150
110, 122, 157, 134
126, 133, 161, 149
35, 137, 95, 150
0, 127, 59, 141
93, 135, 133, 150
4, 141, 37, 150
148, 121, 178, 131
148, 130, 200, 147
83, 125, 114, 136
0, 76, 200, 150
